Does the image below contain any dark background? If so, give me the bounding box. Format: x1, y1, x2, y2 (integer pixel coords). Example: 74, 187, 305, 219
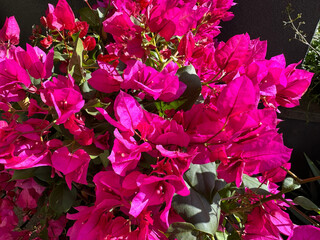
1, 0, 320, 63
218, 0, 320, 63
1, 0, 320, 204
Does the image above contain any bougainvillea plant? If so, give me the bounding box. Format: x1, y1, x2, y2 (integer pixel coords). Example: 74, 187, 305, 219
1, 0, 320, 239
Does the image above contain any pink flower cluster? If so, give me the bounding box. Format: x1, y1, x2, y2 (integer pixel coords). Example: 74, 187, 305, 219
0, 0, 319, 239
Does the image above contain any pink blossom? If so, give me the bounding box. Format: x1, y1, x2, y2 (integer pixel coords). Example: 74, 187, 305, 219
51, 147, 90, 189
88, 63, 123, 93
0, 16, 20, 45
67, 204, 131, 240
0, 198, 18, 231
25, 44, 54, 79
178, 31, 195, 59
27, 98, 49, 117
48, 215, 68, 240
64, 114, 94, 146
129, 174, 183, 228
50, 88, 85, 124
244, 200, 293, 239
46, 0, 76, 31
215, 34, 251, 73
15, 178, 45, 209
109, 129, 152, 176
0, 59, 31, 102
103, 11, 144, 60
148, 0, 202, 41
122, 60, 186, 102
93, 131, 110, 150
288, 225, 320, 240
216, 75, 259, 118
83, 36, 96, 51
0, 119, 51, 170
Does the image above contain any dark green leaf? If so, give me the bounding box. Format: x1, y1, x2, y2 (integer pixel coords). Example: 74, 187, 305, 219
11, 168, 37, 180
68, 34, 84, 83
282, 177, 301, 193
294, 196, 320, 212
167, 222, 199, 240
242, 174, 270, 195
34, 167, 55, 184
84, 98, 110, 116
154, 99, 187, 116
38, 227, 49, 240
176, 65, 202, 111
219, 183, 236, 199
305, 153, 320, 185
172, 181, 221, 236
184, 162, 225, 203
53, 51, 68, 61
81, 79, 97, 100
227, 231, 242, 240
49, 183, 77, 214
79, 7, 100, 27
99, 151, 110, 168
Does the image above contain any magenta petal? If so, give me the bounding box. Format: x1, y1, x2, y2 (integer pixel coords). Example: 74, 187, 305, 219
0, 16, 20, 45
215, 33, 251, 72
54, 0, 76, 31
52, 147, 90, 189
217, 76, 259, 118
114, 91, 144, 132
96, 107, 128, 132
88, 68, 122, 93
288, 225, 320, 240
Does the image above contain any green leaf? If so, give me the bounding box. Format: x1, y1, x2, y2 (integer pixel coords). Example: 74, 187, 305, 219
282, 177, 301, 193
30, 76, 41, 86
81, 78, 97, 100
219, 183, 236, 199
172, 181, 221, 236
53, 51, 68, 61
11, 168, 37, 180
184, 162, 225, 203
82, 144, 104, 159
227, 231, 242, 240
154, 99, 187, 116
79, 7, 100, 27
176, 65, 202, 111
215, 231, 229, 240
304, 153, 320, 185
216, 231, 241, 240
68, 34, 84, 83
99, 151, 110, 168
49, 183, 77, 214
294, 196, 320, 212
34, 167, 55, 184
38, 227, 49, 240
242, 174, 270, 195
84, 98, 110, 116
167, 222, 199, 240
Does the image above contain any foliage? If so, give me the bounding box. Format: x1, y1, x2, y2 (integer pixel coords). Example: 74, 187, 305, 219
0, 0, 319, 239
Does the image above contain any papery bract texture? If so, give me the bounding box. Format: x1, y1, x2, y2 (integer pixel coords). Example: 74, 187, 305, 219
51, 147, 90, 189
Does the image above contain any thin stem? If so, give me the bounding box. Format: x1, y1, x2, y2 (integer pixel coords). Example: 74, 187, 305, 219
285, 8, 320, 57
84, 0, 93, 10
280, 197, 320, 227
281, 166, 320, 184
225, 216, 242, 238
226, 192, 283, 215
